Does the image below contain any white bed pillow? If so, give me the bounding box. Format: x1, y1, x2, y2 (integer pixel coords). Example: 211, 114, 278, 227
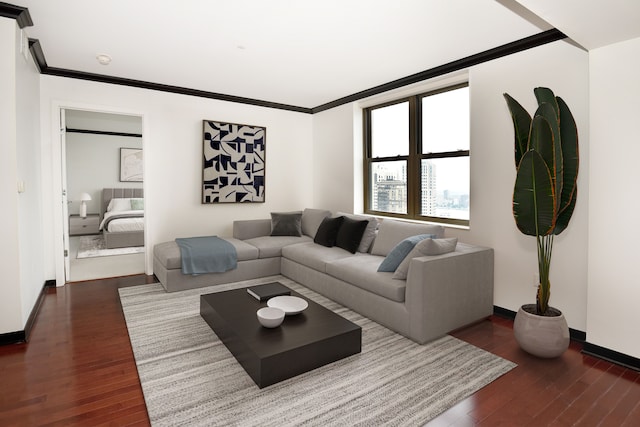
107, 198, 134, 212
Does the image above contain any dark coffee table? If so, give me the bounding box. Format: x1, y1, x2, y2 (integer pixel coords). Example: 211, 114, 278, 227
200, 285, 361, 388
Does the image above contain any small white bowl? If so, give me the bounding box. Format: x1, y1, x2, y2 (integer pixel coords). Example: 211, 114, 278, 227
257, 307, 285, 328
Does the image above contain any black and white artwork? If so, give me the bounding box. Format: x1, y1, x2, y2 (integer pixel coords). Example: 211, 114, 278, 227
202, 120, 266, 203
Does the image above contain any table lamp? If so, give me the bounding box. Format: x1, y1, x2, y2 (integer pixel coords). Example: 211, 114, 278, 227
79, 193, 92, 218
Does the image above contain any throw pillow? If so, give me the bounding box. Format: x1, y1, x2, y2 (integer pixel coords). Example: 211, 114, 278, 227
335, 217, 370, 254
392, 237, 458, 280
314, 216, 345, 247
270, 211, 302, 236
377, 234, 436, 272
130, 198, 144, 210
336, 212, 378, 253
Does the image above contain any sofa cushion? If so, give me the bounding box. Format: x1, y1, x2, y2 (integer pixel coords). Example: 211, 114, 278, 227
335, 217, 369, 254
392, 237, 459, 280
244, 235, 313, 258
370, 219, 445, 256
282, 241, 359, 273
326, 255, 406, 302
154, 238, 259, 270
270, 211, 302, 236
377, 233, 436, 272
337, 212, 378, 253
314, 216, 344, 247
302, 208, 332, 238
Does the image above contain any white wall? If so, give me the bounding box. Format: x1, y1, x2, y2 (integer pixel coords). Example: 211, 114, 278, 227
587, 36, 640, 358
66, 132, 143, 215
0, 17, 44, 334
312, 40, 590, 331
0, 17, 23, 334
39, 76, 314, 284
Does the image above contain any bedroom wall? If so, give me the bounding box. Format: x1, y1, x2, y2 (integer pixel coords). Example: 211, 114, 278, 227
65, 132, 143, 216
312, 39, 590, 331
39, 76, 314, 284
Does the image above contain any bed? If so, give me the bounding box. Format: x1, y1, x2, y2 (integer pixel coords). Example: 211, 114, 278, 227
100, 188, 144, 249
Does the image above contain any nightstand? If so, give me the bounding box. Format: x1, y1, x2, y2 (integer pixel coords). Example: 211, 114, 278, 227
69, 214, 100, 236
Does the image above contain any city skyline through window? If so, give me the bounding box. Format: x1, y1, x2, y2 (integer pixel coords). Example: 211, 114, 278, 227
365, 84, 469, 225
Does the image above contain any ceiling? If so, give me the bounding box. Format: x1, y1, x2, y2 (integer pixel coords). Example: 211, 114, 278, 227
11, 1, 640, 111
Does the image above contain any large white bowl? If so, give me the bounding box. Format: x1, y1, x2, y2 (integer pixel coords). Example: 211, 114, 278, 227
267, 296, 308, 315
257, 307, 285, 328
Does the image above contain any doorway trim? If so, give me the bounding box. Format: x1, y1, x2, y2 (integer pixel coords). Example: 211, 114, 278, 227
50, 100, 148, 286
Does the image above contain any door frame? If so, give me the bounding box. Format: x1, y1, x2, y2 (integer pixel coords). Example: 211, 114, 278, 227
51, 100, 148, 286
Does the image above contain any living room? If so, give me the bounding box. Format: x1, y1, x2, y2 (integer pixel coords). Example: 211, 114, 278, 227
2, 1, 640, 425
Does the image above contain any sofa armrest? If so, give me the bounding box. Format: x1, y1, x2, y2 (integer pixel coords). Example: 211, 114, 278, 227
233, 219, 272, 240
404, 243, 494, 344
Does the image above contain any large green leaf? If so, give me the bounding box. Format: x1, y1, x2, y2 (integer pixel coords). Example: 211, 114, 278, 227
554, 187, 577, 235
557, 96, 579, 214
503, 93, 531, 168
533, 104, 563, 214
513, 150, 556, 236
534, 87, 559, 118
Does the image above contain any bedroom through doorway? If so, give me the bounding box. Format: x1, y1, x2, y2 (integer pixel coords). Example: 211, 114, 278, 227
62, 109, 145, 282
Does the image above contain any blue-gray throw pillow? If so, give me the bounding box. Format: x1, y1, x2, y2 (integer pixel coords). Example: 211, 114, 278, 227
336, 217, 370, 254
314, 216, 344, 247
377, 234, 436, 272
270, 211, 302, 236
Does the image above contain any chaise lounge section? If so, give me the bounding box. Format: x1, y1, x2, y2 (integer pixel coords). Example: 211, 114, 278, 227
153, 209, 494, 344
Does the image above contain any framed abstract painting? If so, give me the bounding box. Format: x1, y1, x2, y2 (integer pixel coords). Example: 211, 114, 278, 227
202, 120, 266, 203
120, 148, 143, 182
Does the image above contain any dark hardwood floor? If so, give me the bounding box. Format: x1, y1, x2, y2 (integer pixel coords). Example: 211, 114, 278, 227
1, 275, 638, 426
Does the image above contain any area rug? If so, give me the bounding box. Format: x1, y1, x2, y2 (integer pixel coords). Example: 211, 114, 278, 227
76, 235, 144, 259
119, 276, 516, 427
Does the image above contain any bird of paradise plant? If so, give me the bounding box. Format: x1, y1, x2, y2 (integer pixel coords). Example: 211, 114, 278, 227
503, 87, 579, 315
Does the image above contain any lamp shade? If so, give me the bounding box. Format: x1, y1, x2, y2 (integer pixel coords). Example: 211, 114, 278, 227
79, 193, 92, 202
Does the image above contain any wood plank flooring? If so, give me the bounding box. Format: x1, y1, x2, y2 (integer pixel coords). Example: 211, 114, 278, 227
1, 274, 639, 426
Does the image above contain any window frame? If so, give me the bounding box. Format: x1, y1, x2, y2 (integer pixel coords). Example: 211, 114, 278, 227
363, 82, 470, 227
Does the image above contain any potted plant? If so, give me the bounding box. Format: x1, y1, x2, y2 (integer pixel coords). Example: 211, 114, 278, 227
503, 87, 579, 358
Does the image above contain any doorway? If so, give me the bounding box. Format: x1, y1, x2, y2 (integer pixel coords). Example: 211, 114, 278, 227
62, 109, 145, 282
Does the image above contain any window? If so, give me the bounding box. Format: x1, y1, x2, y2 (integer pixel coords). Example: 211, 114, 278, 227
363, 84, 469, 226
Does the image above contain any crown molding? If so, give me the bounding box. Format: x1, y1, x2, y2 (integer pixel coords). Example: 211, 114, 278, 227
0, 2, 33, 28
311, 29, 567, 113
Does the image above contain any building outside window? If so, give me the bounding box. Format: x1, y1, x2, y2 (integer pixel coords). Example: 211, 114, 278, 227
363, 84, 469, 226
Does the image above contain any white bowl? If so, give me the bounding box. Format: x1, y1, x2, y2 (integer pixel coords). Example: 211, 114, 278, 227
257, 307, 285, 328
267, 296, 309, 315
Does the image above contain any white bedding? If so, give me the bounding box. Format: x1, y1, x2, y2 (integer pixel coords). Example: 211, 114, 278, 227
99, 210, 144, 232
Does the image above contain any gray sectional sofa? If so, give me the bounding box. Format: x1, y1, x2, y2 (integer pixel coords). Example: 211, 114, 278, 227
153, 208, 494, 344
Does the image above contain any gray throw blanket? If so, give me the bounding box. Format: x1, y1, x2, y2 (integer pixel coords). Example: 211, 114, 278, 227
175, 236, 237, 275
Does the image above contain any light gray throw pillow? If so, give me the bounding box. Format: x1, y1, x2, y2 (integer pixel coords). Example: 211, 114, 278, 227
392, 237, 458, 280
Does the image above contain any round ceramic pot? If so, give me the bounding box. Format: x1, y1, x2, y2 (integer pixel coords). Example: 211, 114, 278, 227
513, 304, 570, 358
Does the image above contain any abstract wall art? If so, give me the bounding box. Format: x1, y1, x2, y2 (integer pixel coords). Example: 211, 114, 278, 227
202, 120, 266, 203
120, 148, 143, 182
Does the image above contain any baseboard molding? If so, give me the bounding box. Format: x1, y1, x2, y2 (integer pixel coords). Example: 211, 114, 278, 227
0, 280, 53, 346
492, 305, 586, 342
582, 342, 640, 372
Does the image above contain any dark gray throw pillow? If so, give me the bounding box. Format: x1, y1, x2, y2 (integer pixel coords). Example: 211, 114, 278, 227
336, 217, 370, 254
314, 216, 344, 247
270, 211, 303, 236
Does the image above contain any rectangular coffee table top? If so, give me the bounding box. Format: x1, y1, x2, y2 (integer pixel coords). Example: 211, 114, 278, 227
200, 284, 361, 387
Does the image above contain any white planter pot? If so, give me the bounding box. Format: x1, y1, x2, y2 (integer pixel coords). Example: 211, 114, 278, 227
513, 304, 570, 358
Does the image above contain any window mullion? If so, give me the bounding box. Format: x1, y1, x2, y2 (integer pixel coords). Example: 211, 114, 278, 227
407, 96, 419, 218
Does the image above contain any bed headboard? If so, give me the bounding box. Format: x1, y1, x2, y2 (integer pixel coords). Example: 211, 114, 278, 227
101, 188, 144, 218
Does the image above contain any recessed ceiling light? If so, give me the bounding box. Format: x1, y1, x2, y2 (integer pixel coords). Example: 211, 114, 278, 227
96, 54, 112, 65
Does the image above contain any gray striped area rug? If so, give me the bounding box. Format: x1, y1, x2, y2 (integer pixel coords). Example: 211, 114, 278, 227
119, 276, 515, 426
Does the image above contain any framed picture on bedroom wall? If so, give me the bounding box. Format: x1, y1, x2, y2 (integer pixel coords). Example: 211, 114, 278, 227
120, 148, 143, 182
202, 120, 266, 203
